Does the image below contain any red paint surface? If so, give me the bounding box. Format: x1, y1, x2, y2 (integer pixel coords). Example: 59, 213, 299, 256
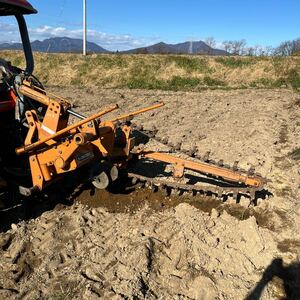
0, 0, 36, 13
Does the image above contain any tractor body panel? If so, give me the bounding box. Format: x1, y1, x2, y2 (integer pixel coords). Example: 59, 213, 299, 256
0, 0, 37, 15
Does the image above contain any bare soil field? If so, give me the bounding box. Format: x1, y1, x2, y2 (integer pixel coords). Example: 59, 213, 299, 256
0, 87, 300, 299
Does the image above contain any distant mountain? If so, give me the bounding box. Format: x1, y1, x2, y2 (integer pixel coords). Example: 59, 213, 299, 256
123, 41, 228, 55
0, 37, 228, 55
0, 37, 109, 53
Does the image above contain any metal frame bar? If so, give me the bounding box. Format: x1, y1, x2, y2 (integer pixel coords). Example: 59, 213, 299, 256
15, 14, 34, 74
142, 151, 265, 188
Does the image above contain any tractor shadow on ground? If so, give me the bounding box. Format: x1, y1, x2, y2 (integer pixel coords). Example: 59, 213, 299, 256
0, 194, 76, 234
0, 196, 73, 233
132, 129, 151, 145
0, 175, 84, 233
245, 258, 300, 300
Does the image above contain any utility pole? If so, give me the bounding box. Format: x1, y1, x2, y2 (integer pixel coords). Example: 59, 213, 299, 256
189, 41, 193, 54
83, 0, 87, 56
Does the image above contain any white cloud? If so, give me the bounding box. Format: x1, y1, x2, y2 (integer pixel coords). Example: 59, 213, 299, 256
0, 21, 159, 50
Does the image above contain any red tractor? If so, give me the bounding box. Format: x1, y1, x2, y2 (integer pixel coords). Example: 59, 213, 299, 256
0, 1, 37, 205
0, 0, 36, 111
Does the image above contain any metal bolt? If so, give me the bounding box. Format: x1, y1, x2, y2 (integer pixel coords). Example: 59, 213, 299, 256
37, 175, 42, 180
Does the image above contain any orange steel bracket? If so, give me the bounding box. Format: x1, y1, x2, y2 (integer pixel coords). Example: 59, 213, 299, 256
24, 110, 40, 146
16, 104, 119, 155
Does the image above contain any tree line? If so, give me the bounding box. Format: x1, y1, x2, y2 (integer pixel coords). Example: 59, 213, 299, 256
205, 37, 300, 56
132, 37, 300, 56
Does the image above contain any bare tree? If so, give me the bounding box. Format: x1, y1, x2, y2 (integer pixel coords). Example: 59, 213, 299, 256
222, 40, 231, 54
245, 47, 255, 56
220, 41, 276, 57
264, 46, 274, 56
294, 39, 300, 54
275, 41, 291, 56
256, 46, 266, 56
205, 37, 216, 48
222, 39, 246, 55
275, 38, 300, 56
222, 41, 227, 52
238, 45, 274, 57
238, 39, 247, 55
205, 37, 216, 55
251, 45, 259, 56
231, 39, 246, 55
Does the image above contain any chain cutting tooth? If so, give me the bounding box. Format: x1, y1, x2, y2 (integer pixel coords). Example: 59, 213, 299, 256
174, 142, 182, 151
174, 188, 181, 196
169, 147, 176, 153
171, 188, 178, 196
162, 185, 171, 196
187, 147, 197, 157
140, 180, 146, 188
181, 149, 188, 155
210, 192, 216, 199
216, 188, 222, 199
131, 177, 138, 185
232, 161, 239, 171
250, 190, 256, 201
196, 154, 202, 160
198, 190, 204, 196
248, 166, 255, 175
202, 151, 211, 162
232, 191, 238, 201
161, 137, 168, 145
178, 189, 185, 196
151, 184, 158, 193
218, 159, 224, 167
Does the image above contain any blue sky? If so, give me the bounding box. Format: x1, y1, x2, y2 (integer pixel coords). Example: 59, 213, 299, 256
1, 0, 299, 50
